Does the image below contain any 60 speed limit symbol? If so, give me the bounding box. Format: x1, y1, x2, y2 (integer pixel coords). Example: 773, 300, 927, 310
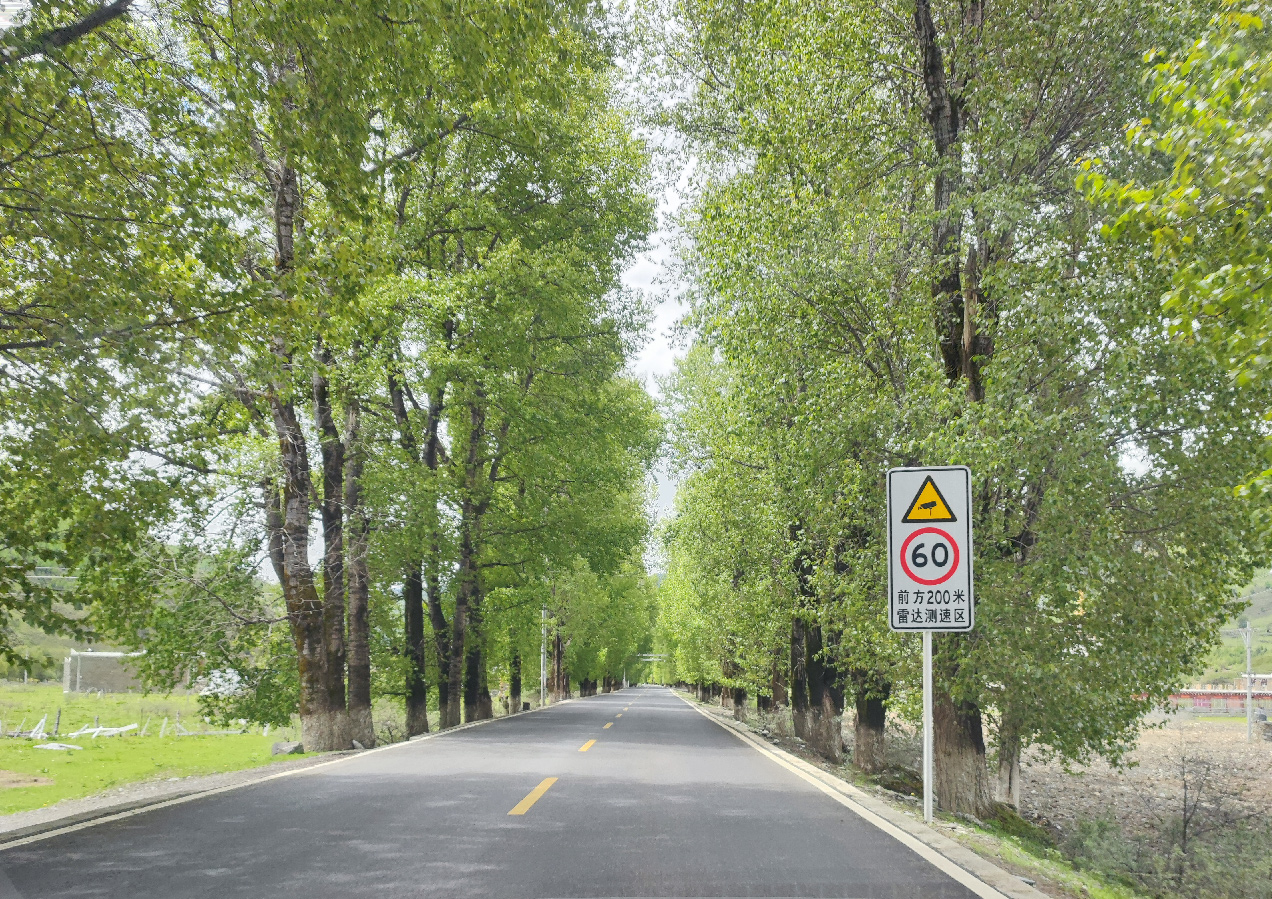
899, 527, 959, 585
887, 467, 973, 632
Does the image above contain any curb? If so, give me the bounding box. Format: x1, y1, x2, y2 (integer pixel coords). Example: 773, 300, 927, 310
676, 691, 1051, 899
0, 696, 577, 851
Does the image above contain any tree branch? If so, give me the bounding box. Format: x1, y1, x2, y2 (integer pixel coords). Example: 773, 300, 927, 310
1, 0, 136, 68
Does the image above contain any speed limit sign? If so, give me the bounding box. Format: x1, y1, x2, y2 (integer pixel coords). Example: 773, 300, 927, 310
887, 466, 973, 632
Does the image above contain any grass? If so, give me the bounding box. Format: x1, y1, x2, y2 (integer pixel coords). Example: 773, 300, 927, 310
0, 685, 306, 816
950, 808, 1145, 899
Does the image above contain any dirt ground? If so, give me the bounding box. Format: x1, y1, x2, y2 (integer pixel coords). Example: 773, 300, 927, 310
1019, 715, 1272, 839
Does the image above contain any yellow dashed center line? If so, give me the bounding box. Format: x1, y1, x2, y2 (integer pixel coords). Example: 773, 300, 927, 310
615, 713, 622, 718
603, 722, 612, 729
579, 739, 596, 752
508, 777, 558, 815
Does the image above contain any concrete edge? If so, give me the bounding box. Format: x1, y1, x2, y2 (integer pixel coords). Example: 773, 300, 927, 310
0, 695, 580, 851
675, 691, 1051, 899
0, 790, 203, 846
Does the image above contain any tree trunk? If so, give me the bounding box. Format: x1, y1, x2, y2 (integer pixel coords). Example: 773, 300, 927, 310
446, 397, 489, 728
425, 555, 450, 725
444, 590, 468, 729
403, 564, 430, 736
344, 398, 374, 747
388, 365, 446, 733
510, 650, 522, 713
462, 612, 492, 722
551, 632, 570, 701
913, 0, 968, 382
312, 359, 348, 747
444, 506, 478, 727
262, 156, 347, 752
910, 0, 997, 819
852, 682, 889, 774
267, 394, 343, 752
934, 685, 993, 817
791, 616, 844, 762
731, 687, 747, 722
995, 715, 1023, 809
770, 664, 788, 708
789, 525, 845, 762
476, 644, 493, 720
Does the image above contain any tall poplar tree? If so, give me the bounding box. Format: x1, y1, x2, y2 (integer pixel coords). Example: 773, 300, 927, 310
654, 0, 1266, 815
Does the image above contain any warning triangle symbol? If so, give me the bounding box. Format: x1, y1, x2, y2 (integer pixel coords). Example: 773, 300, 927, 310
902, 475, 957, 523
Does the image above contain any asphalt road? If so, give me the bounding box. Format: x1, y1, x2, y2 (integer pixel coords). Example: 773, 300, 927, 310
2, 686, 989, 898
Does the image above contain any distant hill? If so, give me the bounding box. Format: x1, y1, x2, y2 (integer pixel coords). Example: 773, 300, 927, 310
1199, 569, 1272, 684
4, 623, 119, 682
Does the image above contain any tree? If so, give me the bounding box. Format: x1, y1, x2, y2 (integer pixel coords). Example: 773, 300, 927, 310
652, 0, 1266, 816
1, 0, 250, 666
1085, 3, 1272, 388
1083, 3, 1272, 533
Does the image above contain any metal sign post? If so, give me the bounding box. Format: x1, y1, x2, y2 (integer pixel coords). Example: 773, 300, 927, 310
887, 466, 974, 824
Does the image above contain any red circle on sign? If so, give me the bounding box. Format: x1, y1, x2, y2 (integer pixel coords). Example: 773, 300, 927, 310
900, 527, 960, 586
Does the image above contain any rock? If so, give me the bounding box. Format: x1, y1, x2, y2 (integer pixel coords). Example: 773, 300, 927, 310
272, 741, 304, 756
34, 742, 82, 751
351, 740, 365, 751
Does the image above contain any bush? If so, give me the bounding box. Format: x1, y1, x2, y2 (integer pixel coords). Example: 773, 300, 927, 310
1065, 814, 1272, 899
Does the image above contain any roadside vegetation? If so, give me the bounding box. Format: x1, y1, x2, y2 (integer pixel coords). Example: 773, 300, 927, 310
689, 688, 1272, 899
2, 0, 660, 759
649, 0, 1272, 827
0, 685, 304, 816
6, 2, 1272, 893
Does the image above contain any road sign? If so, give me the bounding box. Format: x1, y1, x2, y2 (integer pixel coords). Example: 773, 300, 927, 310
887, 466, 973, 633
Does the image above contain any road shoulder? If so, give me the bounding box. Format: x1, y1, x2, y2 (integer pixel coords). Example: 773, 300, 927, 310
675, 691, 1050, 899
0, 699, 574, 850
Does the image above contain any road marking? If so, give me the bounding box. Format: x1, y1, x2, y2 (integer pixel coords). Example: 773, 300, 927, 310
603, 722, 613, 729
674, 692, 1021, 899
615, 713, 622, 717
624, 707, 629, 710
508, 777, 558, 816
579, 739, 596, 752
0, 697, 583, 852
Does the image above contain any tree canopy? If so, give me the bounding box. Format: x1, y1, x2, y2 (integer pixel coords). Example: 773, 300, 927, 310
2, 0, 1270, 825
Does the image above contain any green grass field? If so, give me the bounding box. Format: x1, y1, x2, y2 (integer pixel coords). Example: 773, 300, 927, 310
0, 685, 305, 816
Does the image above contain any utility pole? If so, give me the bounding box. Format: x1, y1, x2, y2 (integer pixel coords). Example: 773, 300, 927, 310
540, 606, 547, 708
1242, 624, 1254, 743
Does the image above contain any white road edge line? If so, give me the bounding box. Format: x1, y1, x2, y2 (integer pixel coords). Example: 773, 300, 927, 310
675, 690, 1048, 899
0, 696, 581, 851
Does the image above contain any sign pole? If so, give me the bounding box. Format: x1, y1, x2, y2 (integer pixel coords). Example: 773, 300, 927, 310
922, 630, 933, 823
886, 465, 972, 828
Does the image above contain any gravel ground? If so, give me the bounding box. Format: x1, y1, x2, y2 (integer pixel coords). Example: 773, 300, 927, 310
0, 753, 351, 839
1020, 715, 1272, 839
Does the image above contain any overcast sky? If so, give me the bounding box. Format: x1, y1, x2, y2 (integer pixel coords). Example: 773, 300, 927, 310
623, 169, 689, 523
